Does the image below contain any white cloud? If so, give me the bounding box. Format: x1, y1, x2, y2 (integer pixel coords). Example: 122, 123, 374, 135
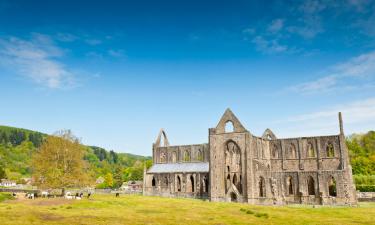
85, 39, 102, 45
273, 97, 375, 137
267, 19, 284, 33
108, 49, 125, 58
252, 36, 288, 54
0, 33, 76, 89
288, 50, 375, 94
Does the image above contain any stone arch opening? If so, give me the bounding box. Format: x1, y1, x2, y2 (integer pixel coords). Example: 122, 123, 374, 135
225, 121, 234, 133
204, 177, 209, 193
326, 143, 335, 158
328, 176, 337, 197
307, 176, 315, 195
232, 174, 237, 185
272, 144, 279, 159
160, 152, 167, 163
259, 176, 266, 197
226, 174, 231, 191
171, 151, 177, 163
164, 176, 168, 186
183, 150, 191, 162
197, 149, 203, 161
152, 177, 156, 187
177, 176, 181, 192
287, 176, 294, 195
230, 192, 237, 202
190, 175, 195, 193
289, 144, 297, 159
225, 140, 242, 194
307, 142, 315, 158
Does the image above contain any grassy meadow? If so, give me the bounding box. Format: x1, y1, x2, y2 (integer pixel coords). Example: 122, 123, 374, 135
0, 193, 374, 225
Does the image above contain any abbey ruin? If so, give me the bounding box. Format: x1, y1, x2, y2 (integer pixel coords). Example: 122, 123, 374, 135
143, 109, 357, 205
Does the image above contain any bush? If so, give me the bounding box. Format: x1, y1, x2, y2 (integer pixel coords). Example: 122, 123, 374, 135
0, 193, 14, 202
255, 212, 269, 218
356, 185, 375, 192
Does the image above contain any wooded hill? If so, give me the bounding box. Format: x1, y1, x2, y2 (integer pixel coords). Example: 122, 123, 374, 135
0, 125, 374, 190
0, 125, 151, 188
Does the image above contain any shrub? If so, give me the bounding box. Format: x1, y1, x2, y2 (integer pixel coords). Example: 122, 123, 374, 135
356, 185, 375, 192
255, 212, 269, 218
0, 193, 14, 202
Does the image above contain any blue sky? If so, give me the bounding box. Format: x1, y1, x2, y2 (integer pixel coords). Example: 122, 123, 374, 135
0, 0, 375, 156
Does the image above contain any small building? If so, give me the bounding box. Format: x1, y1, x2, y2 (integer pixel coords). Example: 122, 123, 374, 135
96, 176, 105, 184
120, 181, 143, 192
0, 179, 17, 187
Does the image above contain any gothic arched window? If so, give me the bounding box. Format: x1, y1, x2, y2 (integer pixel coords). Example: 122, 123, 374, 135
197, 149, 203, 161
225, 121, 234, 133
160, 152, 167, 163
287, 176, 294, 195
326, 143, 335, 158
183, 150, 191, 162
272, 144, 279, 159
307, 142, 315, 158
328, 176, 337, 197
259, 176, 266, 197
171, 151, 177, 163
307, 176, 315, 195
288, 144, 297, 159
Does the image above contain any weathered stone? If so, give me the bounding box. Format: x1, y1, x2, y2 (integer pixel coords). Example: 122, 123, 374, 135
143, 109, 357, 205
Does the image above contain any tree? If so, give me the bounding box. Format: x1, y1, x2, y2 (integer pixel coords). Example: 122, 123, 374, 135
32, 130, 91, 195
113, 166, 123, 188
0, 161, 6, 179
104, 172, 114, 188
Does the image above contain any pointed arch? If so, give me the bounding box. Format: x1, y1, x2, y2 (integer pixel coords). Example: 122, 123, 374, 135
190, 175, 195, 193
177, 176, 181, 192
262, 128, 277, 140
171, 151, 177, 163
326, 143, 335, 158
288, 144, 297, 159
152, 176, 156, 187
154, 129, 170, 147
215, 108, 247, 134
160, 151, 167, 163
328, 176, 337, 197
197, 149, 203, 161
272, 144, 279, 159
286, 176, 294, 195
183, 150, 191, 162
259, 176, 266, 197
307, 142, 315, 158
307, 176, 315, 195
225, 121, 234, 133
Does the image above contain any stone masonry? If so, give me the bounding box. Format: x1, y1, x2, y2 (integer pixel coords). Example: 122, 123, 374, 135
143, 109, 357, 205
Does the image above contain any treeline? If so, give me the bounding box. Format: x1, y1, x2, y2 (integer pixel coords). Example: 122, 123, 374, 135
0, 126, 151, 189
346, 131, 375, 192
0, 126, 44, 147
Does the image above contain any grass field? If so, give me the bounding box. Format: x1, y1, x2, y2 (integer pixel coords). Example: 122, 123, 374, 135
0, 193, 374, 225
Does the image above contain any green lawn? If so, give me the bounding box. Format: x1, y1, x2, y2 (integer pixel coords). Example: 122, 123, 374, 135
0, 193, 374, 225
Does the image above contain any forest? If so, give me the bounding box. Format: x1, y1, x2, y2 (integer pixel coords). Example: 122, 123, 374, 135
0, 125, 374, 191
0, 126, 151, 189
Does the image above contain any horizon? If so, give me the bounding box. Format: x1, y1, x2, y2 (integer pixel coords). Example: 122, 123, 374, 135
1, 0, 375, 156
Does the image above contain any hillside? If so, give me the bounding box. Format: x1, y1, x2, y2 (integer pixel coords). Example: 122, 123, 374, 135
0, 125, 151, 188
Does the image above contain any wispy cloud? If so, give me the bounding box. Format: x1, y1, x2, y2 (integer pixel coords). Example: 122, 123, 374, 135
243, 0, 375, 54
108, 49, 125, 58
273, 97, 375, 137
288, 50, 375, 94
267, 19, 284, 34
251, 35, 289, 54
0, 33, 77, 89
85, 39, 102, 45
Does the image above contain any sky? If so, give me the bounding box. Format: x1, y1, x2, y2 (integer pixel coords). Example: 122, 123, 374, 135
0, 0, 375, 156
